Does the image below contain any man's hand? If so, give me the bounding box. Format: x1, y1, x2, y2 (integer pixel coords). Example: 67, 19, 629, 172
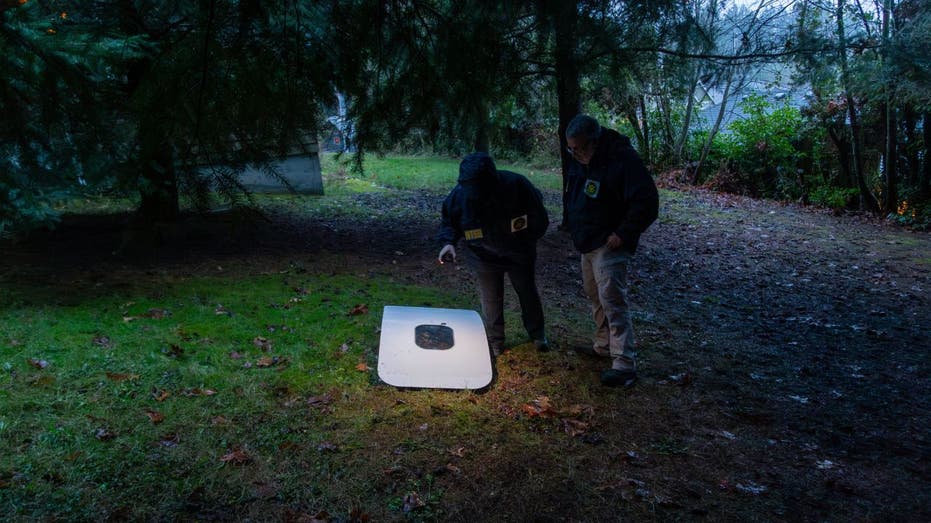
438, 244, 457, 264
606, 233, 623, 250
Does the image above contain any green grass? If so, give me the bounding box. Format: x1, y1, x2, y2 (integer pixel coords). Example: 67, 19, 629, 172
0, 271, 483, 520
321, 153, 563, 193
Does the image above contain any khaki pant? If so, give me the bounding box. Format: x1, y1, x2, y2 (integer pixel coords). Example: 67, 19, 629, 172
581, 246, 636, 371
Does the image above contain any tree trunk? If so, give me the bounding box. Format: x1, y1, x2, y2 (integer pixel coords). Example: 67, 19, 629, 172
882, 101, 898, 213
546, 0, 581, 227
137, 145, 179, 223
827, 125, 853, 191
675, 73, 700, 165
881, 0, 897, 213
837, 0, 879, 212
640, 96, 651, 167
923, 112, 931, 198
120, 0, 180, 224
692, 70, 734, 185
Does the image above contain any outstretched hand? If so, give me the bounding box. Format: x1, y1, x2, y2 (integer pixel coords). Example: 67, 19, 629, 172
606, 233, 623, 250
438, 244, 457, 264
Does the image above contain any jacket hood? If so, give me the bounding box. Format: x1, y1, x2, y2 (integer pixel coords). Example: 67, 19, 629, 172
458, 152, 499, 187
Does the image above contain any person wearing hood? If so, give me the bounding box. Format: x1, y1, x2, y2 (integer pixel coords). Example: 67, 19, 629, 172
564, 114, 659, 388
437, 152, 550, 356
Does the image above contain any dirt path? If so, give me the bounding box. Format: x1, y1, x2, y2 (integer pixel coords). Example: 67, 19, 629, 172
2, 187, 929, 520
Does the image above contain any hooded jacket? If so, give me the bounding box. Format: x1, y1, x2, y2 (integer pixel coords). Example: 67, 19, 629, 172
438, 153, 549, 267
565, 128, 659, 254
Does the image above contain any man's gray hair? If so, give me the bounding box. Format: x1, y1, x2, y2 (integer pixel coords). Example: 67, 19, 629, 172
566, 114, 602, 141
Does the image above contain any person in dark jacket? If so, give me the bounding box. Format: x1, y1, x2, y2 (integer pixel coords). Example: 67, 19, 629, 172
437, 152, 550, 356
564, 114, 659, 387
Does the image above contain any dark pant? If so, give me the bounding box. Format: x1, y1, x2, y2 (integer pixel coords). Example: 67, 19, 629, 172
474, 261, 545, 350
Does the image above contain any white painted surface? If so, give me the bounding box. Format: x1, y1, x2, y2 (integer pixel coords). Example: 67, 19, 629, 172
377, 306, 492, 390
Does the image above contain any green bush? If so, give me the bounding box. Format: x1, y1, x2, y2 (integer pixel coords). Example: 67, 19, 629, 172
809, 185, 859, 209
889, 197, 931, 230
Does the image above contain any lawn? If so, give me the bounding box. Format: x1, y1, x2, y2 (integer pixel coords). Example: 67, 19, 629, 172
1, 154, 929, 522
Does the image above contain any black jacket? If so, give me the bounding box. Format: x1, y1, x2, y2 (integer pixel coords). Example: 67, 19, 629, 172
438, 170, 549, 267
565, 129, 659, 254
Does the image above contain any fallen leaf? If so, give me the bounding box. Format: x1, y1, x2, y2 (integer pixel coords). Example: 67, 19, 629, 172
156, 433, 180, 448
144, 409, 165, 424
215, 305, 231, 316
219, 448, 251, 465
27, 358, 49, 369
94, 428, 116, 441
307, 393, 334, 407
562, 418, 590, 437
256, 356, 277, 368
448, 447, 466, 457
92, 336, 112, 349
355, 362, 370, 372
317, 441, 338, 452
151, 389, 171, 402
253, 336, 272, 351
229, 351, 244, 360
735, 481, 768, 495
180, 388, 217, 397
522, 396, 557, 417
211, 416, 230, 425
349, 304, 369, 316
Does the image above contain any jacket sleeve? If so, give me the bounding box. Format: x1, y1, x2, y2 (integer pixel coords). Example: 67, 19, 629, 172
615, 153, 659, 246
437, 190, 461, 246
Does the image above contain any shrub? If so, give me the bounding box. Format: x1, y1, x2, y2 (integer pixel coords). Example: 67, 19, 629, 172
809, 185, 859, 210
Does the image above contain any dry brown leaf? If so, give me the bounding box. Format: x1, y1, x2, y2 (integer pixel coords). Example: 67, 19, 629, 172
152, 389, 171, 402
522, 395, 557, 418
562, 418, 590, 437
349, 304, 369, 316
355, 362, 370, 372
307, 393, 333, 407
256, 356, 276, 367
564, 404, 595, 418
253, 336, 272, 351
219, 448, 251, 464
144, 409, 165, 424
